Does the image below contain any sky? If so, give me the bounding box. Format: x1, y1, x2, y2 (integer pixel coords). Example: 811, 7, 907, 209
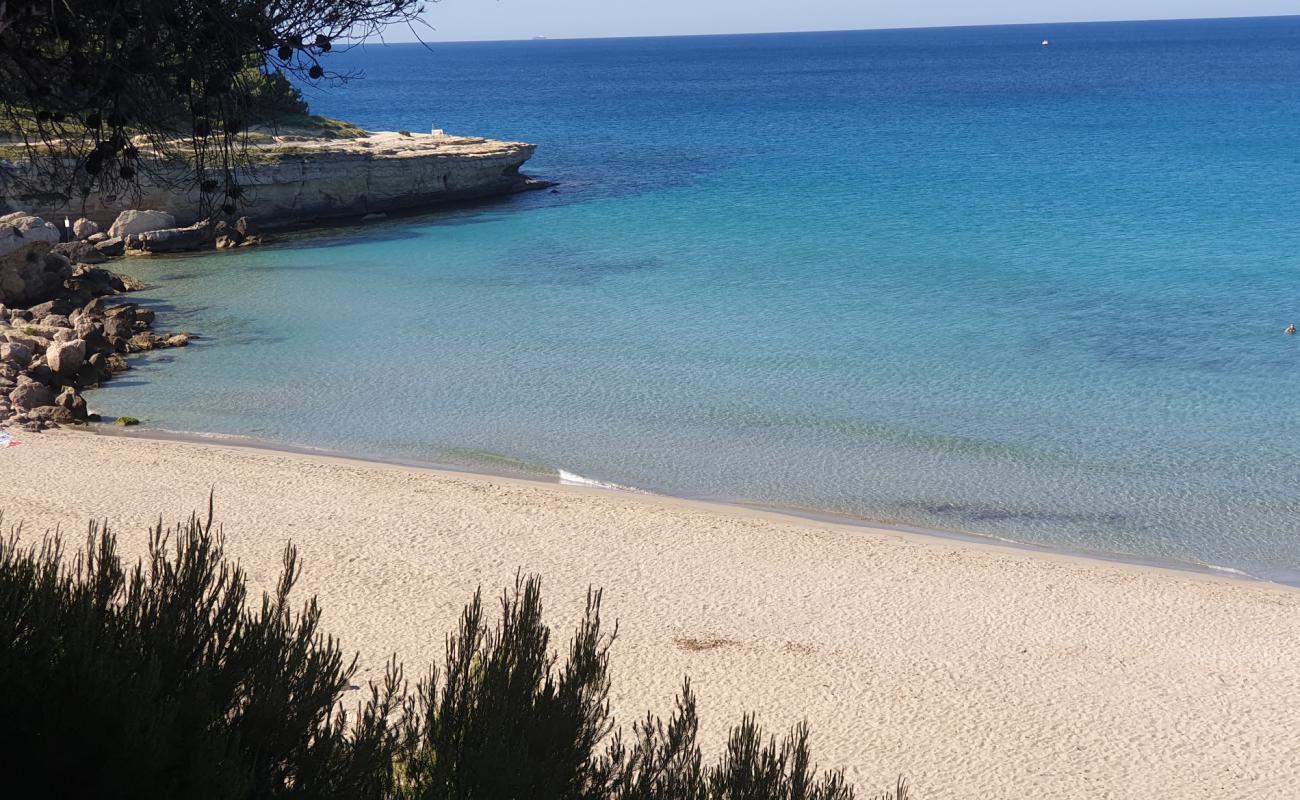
389, 1, 1298, 42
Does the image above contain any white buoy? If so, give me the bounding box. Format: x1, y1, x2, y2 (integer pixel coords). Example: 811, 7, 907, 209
1042, 39, 1050, 46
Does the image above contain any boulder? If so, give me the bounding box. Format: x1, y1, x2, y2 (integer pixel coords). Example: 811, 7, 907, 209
74, 317, 103, 343
166, 333, 191, 347
9, 376, 54, 411
103, 313, 134, 341
64, 264, 139, 300
39, 314, 71, 329
107, 210, 176, 239
93, 236, 126, 257
2, 331, 40, 351
0, 341, 32, 366
87, 232, 108, 244
46, 338, 86, 375
106, 353, 129, 373
127, 332, 157, 352
83, 352, 121, 380
1, 213, 69, 306
213, 216, 255, 250
54, 387, 88, 420
25, 404, 75, 426
126, 221, 213, 254
52, 240, 108, 265
0, 212, 60, 244
26, 299, 72, 319
73, 218, 100, 240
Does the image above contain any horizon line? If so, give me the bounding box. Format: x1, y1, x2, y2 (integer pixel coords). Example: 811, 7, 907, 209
388, 12, 1300, 45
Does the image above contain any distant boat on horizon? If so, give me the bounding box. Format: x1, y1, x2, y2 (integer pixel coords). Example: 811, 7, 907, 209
532, 36, 548, 40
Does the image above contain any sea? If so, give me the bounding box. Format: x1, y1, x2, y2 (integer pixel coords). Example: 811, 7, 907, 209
91, 16, 1300, 582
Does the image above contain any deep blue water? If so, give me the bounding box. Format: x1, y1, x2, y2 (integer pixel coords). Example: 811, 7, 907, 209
94, 17, 1300, 581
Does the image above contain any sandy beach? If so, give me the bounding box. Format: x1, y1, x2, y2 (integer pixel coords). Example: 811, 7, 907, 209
3, 429, 1298, 798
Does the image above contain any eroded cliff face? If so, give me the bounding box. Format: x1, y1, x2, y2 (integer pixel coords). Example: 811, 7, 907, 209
1, 131, 540, 229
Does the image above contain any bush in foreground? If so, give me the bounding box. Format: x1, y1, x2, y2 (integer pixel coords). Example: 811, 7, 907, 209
0, 508, 907, 800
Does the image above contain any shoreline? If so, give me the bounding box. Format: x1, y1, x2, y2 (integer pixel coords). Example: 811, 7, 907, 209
88, 423, 1284, 590
4, 427, 1300, 798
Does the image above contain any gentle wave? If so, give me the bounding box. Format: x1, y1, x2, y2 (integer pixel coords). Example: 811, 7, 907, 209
557, 468, 651, 493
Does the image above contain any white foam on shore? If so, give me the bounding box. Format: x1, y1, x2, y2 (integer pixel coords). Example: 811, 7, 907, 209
1201, 562, 1256, 578
557, 468, 650, 494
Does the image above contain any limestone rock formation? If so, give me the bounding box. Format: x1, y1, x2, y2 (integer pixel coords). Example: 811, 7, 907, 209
107, 209, 177, 239
5, 131, 540, 229
126, 220, 213, 253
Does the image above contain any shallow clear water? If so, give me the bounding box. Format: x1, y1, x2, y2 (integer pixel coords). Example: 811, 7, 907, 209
93, 18, 1300, 581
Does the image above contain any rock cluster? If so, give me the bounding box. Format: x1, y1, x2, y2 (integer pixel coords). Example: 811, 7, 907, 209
1, 293, 191, 431
98, 209, 262, 254
214, 216, 261, 250
0, 211, 197, 432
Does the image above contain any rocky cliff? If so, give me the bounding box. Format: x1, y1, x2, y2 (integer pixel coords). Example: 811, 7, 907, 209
1, 131, 541, 229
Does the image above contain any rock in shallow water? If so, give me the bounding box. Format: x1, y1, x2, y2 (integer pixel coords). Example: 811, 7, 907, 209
126, 222, 214, 254
54, 387, 88, 420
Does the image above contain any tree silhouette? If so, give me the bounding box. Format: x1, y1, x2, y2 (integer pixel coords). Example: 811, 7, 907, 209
0, 0, 425, 214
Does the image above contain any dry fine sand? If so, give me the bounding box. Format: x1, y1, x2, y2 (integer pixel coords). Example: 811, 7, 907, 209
2, 430, 1298, 798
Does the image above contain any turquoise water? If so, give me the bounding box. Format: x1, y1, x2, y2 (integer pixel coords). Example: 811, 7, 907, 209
94, 18, 1300, 581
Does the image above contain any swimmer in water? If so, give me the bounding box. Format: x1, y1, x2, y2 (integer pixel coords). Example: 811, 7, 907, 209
1287, 323, 1297, 335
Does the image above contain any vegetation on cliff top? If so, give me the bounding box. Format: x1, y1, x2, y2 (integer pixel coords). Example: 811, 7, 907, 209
0, 0, 424, 214
0, 507, 909, 799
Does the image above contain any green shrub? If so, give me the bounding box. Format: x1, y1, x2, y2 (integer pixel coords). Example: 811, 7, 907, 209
243, 67, 311, 120
0, 507, 908, 800
0, 508, 401, 799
